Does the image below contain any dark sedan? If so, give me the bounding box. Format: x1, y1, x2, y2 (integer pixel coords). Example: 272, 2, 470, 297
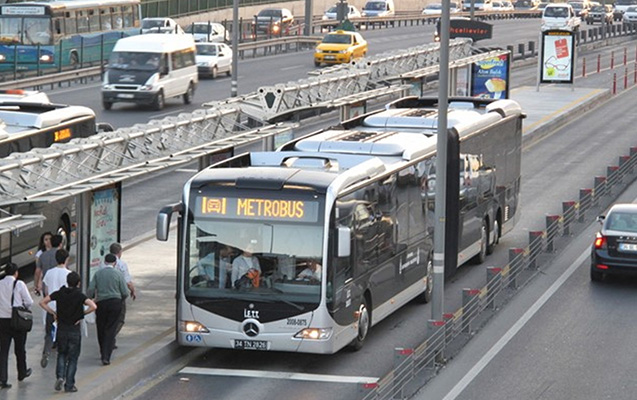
591, 203, 637, 281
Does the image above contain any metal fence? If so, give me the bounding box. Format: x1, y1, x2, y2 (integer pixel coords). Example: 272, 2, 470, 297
357, 145, 637, 400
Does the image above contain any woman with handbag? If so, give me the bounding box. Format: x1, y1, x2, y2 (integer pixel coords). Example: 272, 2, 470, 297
0, 263, 33, 389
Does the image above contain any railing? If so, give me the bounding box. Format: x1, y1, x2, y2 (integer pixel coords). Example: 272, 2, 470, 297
357, 145, 637, 399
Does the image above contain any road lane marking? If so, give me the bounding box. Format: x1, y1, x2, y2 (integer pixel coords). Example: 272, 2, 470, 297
150, 109, 185, 118
281, 65, 303, 71
175, 168, 198, 173
179, 367, 378, 384
441, 249, 590, 400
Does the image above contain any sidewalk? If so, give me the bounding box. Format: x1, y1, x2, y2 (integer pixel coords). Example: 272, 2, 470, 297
0, 84, 611, 400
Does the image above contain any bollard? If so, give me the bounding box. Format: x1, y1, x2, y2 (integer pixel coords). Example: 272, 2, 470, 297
518, 43, 525, 59
582, 57, 586, 77
545, 215, 560, 252
508, 248, 525, 287
594, 176, 607, 202
507, 45, 514, 57
461, 290, 480, 333
562, 201, 576, 236
634, 63, 637, 85
624, 47, 627, 65
427, 319, 446, 363
613, 72, 617, 95
527, 232, 542, 269
607, 165, 620, 191
528, 40, 535, 57
393, 347, 414, 398
486, 267, 502, 309
358, 382, 379, 400
597, 53, 601, 74
579, 189, 593, 222
625, 67, 629, 90
611, 50, 615, 69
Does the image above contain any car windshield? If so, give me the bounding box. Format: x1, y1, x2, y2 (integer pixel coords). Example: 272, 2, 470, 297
365, 2, 387, 10
327, 6, 338, 12
591, 6, 604, 11
322, 34, 352, 44
628, 6, 637, 11
196, 44, 217, 55
190, 24, 216, 34
142, 20, 165, 29
427, 4, 443, 9
544, 6, 568, 16
570, 3, 583, 10
258, 9, 283, 17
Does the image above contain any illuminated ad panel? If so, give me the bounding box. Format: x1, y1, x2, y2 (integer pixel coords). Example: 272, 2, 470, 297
541, 30, 575, 84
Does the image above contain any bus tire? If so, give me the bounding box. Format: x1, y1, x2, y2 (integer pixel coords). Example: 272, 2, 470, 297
472, 219, 488, 264
102, 101, 112, 110
70, 51, 79, 67
415, 256, 433, 303
153, 91, 164, 111
486, 217, 500, 255
350, 297, 371, 351
183, 83, 194, 105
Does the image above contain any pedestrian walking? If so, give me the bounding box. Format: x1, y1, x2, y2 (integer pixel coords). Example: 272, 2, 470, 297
0, 263, 33, 389
40, 249, 72, 368
109, 243, 137, 348
34, 234, 63, 295
40, 272, 96, 393
34, 232, 53, 289
88, 254, 128, 365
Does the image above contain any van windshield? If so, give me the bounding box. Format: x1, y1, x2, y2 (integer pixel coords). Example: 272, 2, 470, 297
108, 52, 161, 71
365, 2, 388, 10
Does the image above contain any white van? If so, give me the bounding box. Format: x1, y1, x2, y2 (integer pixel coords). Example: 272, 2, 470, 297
102, 34, 198, 110
362, 0, 395, 17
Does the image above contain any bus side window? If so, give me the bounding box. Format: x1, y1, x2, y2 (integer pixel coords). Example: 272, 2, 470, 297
100, 7, 112, 31
122, 6, 133, 27
65, 11, 77, 35
88, 8, 100, 32
76, 10, 89, 33
111, 7, 123, 29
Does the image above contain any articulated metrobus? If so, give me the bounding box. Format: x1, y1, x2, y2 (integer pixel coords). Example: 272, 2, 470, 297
156, 97, 523, 354
0, 97, 111, 269
0, 0, 141, 71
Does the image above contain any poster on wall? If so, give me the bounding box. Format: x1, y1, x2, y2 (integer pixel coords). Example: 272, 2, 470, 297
470, 53, 510, 99
89, 185, 121, 280
540, 30, 575, 84
455, 65, 470, 96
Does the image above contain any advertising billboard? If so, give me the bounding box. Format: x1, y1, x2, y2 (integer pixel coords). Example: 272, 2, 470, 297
470, 53, 510, 99
540, 30, 575, 84
89, 184, 121, 279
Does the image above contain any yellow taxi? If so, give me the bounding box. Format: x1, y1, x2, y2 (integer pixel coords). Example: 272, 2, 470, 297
314, 30, 368, 67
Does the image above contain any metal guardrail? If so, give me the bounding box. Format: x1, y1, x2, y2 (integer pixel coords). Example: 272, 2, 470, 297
356, 145, 637, 400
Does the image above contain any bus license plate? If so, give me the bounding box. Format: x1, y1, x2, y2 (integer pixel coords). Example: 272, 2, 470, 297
234, 339, 268, 350
619, 243, 637, 252
117, 93, 134, 99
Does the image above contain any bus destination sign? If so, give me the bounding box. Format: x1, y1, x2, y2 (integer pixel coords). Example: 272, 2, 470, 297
196, 196, 319, 222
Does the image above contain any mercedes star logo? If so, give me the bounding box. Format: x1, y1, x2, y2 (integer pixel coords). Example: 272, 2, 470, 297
243, 322, 259, 337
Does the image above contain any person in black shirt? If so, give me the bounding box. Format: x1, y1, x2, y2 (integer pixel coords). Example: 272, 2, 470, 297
39, 272, 96, 393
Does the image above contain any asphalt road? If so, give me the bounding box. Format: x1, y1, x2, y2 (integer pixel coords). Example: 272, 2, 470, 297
124, 44, 637, 400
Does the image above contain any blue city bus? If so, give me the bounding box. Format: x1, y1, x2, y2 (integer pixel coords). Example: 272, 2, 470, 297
0, 0, 141, 71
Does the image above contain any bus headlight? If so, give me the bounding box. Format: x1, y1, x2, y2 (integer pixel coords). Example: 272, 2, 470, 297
0, 54, 6, 62
39, 54, 53, 63
179, 320, 210, 333
294, 328, 332, 340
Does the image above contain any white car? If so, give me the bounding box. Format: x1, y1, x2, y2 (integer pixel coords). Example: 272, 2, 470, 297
195, 43, 232, 79
623, 5, 637, 23
187, 22, 227, 43
423, 2, 461, 14
141, 17, 184, 34
322, 4, 362, 20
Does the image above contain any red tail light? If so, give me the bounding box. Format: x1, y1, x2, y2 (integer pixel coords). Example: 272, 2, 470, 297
594, 234, 607, 249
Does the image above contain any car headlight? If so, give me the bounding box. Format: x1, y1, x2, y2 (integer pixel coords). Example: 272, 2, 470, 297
142, 73, 159, 90
102, 84, 113, 90
338, 50, 348, 54
322, 15, 329, 20
315, 48, 322, 53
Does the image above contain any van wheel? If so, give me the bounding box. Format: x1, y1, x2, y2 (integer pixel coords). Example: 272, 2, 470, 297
350, 298, 370, 351
153, 91, 164, 111
102, 101, 112, 110
183, 83, 194, 104
227, 64, 232, 77
212, 66, 218, 79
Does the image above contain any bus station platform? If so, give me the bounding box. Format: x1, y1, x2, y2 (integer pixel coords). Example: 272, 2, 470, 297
1, 84, 611, 400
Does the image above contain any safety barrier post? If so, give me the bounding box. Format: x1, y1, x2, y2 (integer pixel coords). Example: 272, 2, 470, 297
582, 57, 586, 77
518, 43, 525, 59
427, 320, 446, 364
611, 50, 615, 69
594, 176, 607, 204
625, 67, 629, 89
607, 165, 619, 193
620, 154, 632, 176
461, 290, 480, 334
508, 248, 525, 288
528, 40, 535, 57
357, 382, 378, 400
579, 189, 593, 222
393, 348, 414, 399
624, 47, 627, 65
613, 72, 617, 94
597, 54, 601, 74
562, 201, 576, 236
545, 215, 560, 252
527, 232, 542, 269
634, 63, 636, 85
486, 267, 502, 309
443, 313, 454, 345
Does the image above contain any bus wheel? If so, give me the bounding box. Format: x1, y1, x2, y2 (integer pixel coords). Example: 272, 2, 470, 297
103, 101, 113, 111
473, 220, 488, 264
70, 52, 79, 67
486, 218, 499, 255
153, 91, 164, 111
350, 299, 370, 351
183, 83, 194, 105
416, 256, 433, 303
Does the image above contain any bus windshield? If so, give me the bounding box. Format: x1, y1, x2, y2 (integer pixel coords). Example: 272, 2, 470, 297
185, 193, 325, 306
0, 17, 52, 45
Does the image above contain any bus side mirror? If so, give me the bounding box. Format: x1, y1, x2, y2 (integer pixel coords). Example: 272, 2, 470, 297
337, 227, 351, 257
157, 202, 183, 241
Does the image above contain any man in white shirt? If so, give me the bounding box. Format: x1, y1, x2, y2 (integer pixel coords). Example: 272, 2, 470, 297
0, 263, 34, 388
40, 249, 71, 369
231, 247, 261, 288
297, 260, 322, 281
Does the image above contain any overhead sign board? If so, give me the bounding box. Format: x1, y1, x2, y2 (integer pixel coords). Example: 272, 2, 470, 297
437, 19, 493, 42
540, 30, 575, 84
